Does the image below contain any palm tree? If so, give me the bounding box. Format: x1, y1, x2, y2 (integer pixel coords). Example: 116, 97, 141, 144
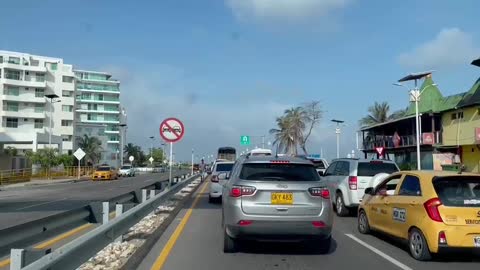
76, 134, 103, 165
359, 102, 391, 127
270, 107, 309, 155
124, 143, 138, 160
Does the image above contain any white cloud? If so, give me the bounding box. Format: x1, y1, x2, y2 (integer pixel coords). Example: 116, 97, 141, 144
226, 0, 350, 23
398, 28, 480, 70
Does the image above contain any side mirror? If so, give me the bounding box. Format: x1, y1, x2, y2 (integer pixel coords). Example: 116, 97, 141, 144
217, 172, 228, 181
364, 187, 374, 196
317, 171, 324, 177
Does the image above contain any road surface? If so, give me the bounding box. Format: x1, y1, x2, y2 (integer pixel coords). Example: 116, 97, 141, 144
138, 181, 480, 270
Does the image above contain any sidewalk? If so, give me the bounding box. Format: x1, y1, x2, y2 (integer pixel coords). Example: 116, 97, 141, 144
0, 176, 90, 190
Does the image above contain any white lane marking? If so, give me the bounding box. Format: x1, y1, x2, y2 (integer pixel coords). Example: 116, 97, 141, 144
345, 234, 413, 270
15, 197, 68, 211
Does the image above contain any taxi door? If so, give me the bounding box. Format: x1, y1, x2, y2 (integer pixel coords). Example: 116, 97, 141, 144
367, 174, 403, 233
387, 174, 423, 239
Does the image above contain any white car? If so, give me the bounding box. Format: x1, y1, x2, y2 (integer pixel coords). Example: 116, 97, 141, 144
320, 158, 399, 216
118, 165, 135, 177
209, 161, 234, 203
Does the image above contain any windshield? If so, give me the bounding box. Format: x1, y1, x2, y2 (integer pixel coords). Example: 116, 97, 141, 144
215, 163, 234, 172
357, 162, 398, 177
240, 163, 320, 181
121, 166, 131, 170
97, 167, 111, 171
311, 160, 326, 169
434, 176, 480, 207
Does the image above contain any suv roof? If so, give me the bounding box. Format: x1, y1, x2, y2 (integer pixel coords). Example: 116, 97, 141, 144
332, 158, 396, 163
240, 155, 314, 165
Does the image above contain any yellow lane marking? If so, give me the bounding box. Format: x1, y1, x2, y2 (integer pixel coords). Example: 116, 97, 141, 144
150, 182, 208, 270
0, 258, 10, 268
0, 211, 117, 268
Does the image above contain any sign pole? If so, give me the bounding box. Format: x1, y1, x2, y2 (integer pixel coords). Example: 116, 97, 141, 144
169, 142, 173, 189
191, 148, 194, 175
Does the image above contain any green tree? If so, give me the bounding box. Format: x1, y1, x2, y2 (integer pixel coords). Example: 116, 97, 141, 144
270, 115, 298, 155
359, 102, 408, 127
150, 148, 164, 164
123, 143, 147, 166
4, 146, 18, 157
300, 101, 323, 155
76, 135, 103, 165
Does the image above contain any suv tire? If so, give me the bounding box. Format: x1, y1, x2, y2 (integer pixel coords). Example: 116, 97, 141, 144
223, 227, 237, 253
335, 192, 349, 217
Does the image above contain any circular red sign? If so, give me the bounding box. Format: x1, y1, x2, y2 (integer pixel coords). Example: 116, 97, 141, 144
159, 117, 185, 143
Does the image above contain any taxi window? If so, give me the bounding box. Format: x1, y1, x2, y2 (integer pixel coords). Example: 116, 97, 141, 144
398, 175, 422, 196
433, 176, 480, 207
376, 175, 402, 195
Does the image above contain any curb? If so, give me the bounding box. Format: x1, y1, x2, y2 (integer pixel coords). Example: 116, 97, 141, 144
120, 177, 204, 270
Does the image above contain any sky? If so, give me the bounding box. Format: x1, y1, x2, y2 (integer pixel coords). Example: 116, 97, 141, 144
1, 0, 480, 162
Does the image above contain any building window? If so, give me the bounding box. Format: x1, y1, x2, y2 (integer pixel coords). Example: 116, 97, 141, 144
35, 88, 45, 98
8, 57, 20, 64
34, 103, 44, 113
50, 63, 57, 71
62, 135, 72, 142
88, 104, 98, 111
451, 112, 464, 120
62, 105, 73, 112
62, 76, 73, 83
5, 102, 19, 112
61, 120, 73, 126
35, 73, 45, 82
87, 114, 98, 121
34, 119, 43, 129
0, 56, 3, 63
6, 118, 18, 128
4, 86, 20, 96
5, 69, 21, 80
62, 90, 72, 97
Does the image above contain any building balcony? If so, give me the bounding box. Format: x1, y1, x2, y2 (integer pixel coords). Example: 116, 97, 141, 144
362, 131, 443, 151
82, 119, 120, 124
0, 110, 46, 119
2, 78, 47, 88
0, 62, 47, 73
107, 140, 120, 144
104, 130, 120, 134
1, 94, 46, 103
78, 98, 120, 104
76, 109, 120, 114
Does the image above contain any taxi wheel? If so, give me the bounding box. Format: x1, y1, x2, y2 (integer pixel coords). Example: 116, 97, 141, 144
408, 228, 432, 261
335, 193, 349, 217
358, 210, 371, 234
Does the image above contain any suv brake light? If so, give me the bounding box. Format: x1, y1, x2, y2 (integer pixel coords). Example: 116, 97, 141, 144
211, 175, 219, 183
309, 187, 330, 199
349, 176, 357, 190
270, 160, 290, 164
230, 185, 256, 197
424, 198, 443, 222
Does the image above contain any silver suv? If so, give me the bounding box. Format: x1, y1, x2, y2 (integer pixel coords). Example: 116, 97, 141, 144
320, 158, 399, 217
221, 155, 333, 253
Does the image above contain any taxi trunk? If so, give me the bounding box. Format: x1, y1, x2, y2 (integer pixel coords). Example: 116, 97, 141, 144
430, 176, 480, 249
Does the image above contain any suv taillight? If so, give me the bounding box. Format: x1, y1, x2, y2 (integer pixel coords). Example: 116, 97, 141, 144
349, 176, 357, 190
211, 175, 219, 183
424, 198, 443, 222
309, 187, 330, 199
229, 185, 256, 197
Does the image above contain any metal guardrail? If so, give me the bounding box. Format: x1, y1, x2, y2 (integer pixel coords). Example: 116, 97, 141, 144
19, 173, 199, 270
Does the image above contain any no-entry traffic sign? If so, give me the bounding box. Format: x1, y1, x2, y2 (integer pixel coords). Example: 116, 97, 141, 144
160, 117, 185, 143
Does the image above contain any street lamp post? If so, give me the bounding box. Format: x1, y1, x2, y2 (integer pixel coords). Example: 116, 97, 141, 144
331, 119, 344, 158
119, 124, 127, 166
191, 149, 194, 175
149, 136, 154, 167
45, 94, 60, 148
394, 73, 436, 170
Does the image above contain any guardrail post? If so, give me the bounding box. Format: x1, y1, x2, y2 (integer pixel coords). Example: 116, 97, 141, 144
115, 204, 124, 243
102, 202, 109, 224
142, 189, 148, 203
149, 189, 155, 199
10, 248, 25, 270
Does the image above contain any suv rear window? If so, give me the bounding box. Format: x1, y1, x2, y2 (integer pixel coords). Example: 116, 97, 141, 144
311, 160, 326, 169
215, 163, 234, 172
433, 176, 480, 207
357, 162, 398, 177
239, 163, 320, 181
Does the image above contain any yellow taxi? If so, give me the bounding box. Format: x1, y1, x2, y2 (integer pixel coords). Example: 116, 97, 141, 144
92, 165, 118, 181
358, 171, 480, 261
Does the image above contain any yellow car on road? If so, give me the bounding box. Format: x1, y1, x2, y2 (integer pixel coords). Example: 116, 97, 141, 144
358, 171, 480, 261
92, 166, 118, 181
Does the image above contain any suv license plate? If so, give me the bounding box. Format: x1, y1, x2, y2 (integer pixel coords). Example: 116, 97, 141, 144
474, 237, 480, 247
271, 192, 293, 205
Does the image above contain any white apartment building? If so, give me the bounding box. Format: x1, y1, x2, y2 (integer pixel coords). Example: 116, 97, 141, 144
0, 51, 75, 160
74, 70, 123, 167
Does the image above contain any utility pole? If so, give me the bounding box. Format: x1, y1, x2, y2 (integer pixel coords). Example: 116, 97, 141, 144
191, 148, 194, 175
